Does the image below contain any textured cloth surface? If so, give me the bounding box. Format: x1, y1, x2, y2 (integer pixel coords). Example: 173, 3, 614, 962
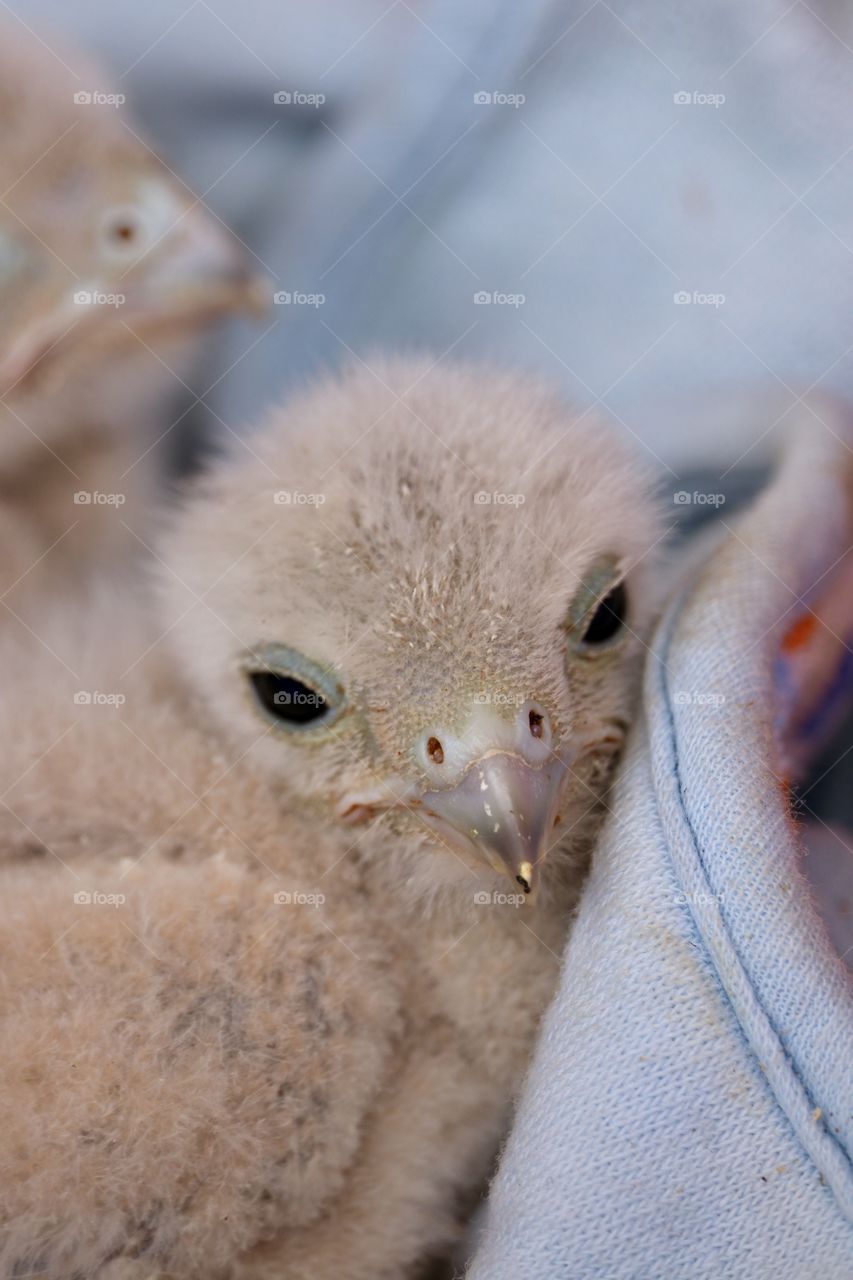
468, 403, 853, 1278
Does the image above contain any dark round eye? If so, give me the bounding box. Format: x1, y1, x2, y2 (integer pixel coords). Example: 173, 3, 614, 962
248, 671, 329, 726
100, 206, 144, 255
109, 219, 136, 243
580, 581, 628, 646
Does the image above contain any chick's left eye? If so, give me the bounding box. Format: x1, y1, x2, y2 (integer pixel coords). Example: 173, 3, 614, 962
249, 672, 329, 725
580, 581, 628, 646
108, 218, 136, 243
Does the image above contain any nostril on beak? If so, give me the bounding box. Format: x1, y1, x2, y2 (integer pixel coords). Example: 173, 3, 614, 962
419, 729, 458, 777
522, 702, 552, 752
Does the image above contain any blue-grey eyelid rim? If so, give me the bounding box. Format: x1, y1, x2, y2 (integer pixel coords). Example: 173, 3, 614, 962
244, 644, 347, 730
564, 558, 629, 653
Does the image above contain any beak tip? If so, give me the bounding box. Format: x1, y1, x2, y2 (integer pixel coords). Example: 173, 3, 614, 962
515, 860, 535, 895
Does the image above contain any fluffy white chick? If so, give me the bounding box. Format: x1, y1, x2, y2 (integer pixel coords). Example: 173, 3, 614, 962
0, 21, 264, 601
0, 359, 663, 1280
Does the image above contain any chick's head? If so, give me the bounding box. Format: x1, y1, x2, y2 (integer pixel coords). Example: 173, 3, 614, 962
163, 360, 664, 899
0, 29, 263, 407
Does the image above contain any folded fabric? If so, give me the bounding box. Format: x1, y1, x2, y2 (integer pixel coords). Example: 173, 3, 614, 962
469, 398, 853, 1279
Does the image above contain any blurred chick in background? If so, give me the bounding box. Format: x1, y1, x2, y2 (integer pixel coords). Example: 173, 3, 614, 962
0, 21, 265, 606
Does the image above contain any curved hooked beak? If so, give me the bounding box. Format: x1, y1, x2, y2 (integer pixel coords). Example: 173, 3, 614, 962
419, 751, 567, 898
131, 205, 270, 321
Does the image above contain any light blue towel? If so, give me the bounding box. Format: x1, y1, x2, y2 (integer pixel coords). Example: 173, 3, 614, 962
469, 401, 853, 1278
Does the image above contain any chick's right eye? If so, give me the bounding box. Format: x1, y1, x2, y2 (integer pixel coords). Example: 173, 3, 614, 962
579, 580, 628, 646
248, 672, 329, 726
99, 206, 145, 255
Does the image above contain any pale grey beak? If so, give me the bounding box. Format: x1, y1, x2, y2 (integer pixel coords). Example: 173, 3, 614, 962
336, 702, 571, 899
132, 207, 270, 320
419, 750, 567, 897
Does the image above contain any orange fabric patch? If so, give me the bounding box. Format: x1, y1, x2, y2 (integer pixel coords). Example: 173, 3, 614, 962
781, 613, 818, 654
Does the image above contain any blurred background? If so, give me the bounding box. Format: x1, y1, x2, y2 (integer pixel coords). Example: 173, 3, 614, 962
11, 0, 853, 474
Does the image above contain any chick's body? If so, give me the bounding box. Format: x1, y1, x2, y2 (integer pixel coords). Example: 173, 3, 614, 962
0, 361, 663, 1279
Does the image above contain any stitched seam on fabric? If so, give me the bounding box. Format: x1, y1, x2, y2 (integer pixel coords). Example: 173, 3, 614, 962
650, 596, 853, 1219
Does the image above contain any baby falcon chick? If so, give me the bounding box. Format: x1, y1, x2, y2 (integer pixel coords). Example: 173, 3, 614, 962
0, 359, 662, 1280
0, 21, 263, 599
